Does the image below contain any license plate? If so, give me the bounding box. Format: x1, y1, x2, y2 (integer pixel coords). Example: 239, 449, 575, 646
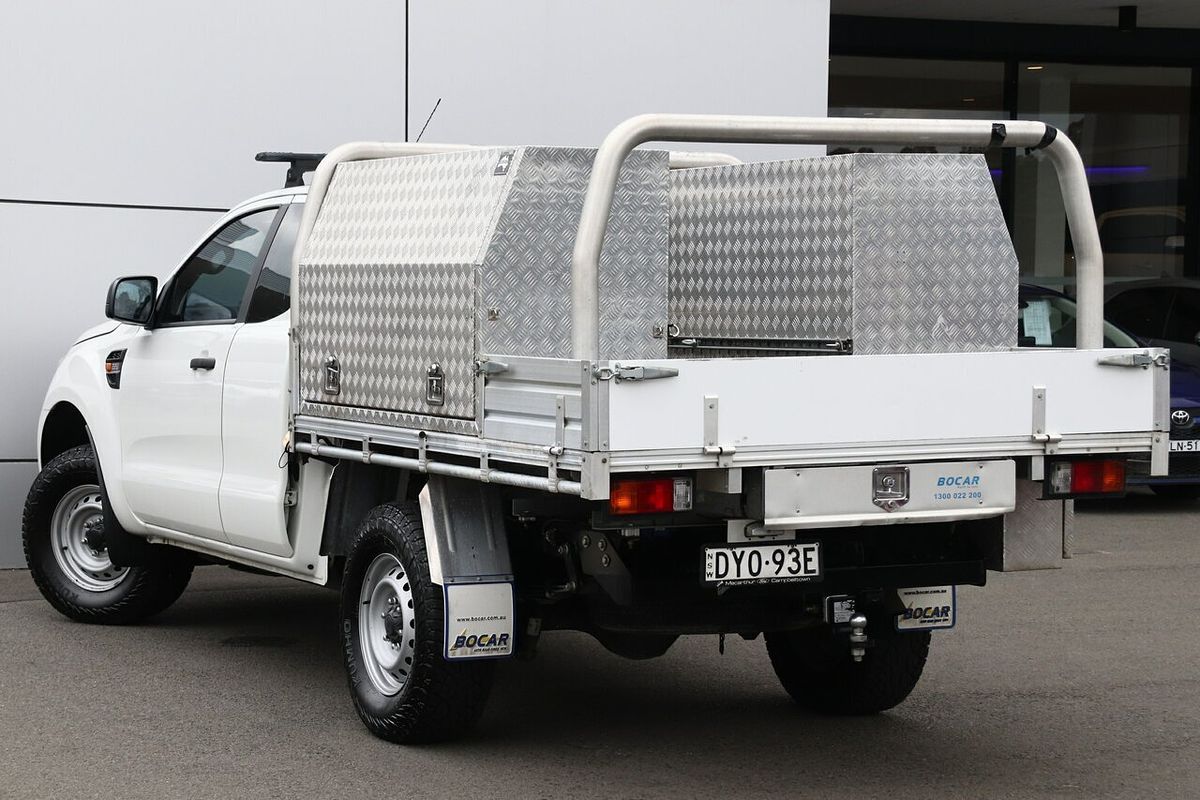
1170, 439, 1200, 452
703, 542, 821, 585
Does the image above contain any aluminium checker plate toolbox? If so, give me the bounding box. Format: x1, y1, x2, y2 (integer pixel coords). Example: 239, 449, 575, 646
668, 152, 1018, 355
296, 146, 668, 434
297, 149, 1018, 436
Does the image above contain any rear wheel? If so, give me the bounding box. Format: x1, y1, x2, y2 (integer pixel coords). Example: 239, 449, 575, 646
765, 625, 930, 715
340, 502, 495, 743
22, 445, 193, 624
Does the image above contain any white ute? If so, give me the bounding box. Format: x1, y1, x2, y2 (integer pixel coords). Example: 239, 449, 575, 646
23, 115, 1168, 743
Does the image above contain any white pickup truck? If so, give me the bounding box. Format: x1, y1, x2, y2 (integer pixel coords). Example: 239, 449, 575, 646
22, 115, 1167, 744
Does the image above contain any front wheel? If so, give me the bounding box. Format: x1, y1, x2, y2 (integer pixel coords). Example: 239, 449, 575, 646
340, 502, 495, 743
22, 445, 193, 624
765, 625, 930, 715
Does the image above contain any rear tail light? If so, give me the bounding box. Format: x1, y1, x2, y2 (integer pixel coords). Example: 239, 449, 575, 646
609, 477, 693, 515
1046, 458, 1125, 498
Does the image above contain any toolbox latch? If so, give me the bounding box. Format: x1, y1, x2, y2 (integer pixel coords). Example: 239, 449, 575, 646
1097, 351, 1169, 369
593, 363, 679, 382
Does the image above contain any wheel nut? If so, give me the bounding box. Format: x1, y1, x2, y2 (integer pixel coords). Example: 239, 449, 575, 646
601, 554, 611, 568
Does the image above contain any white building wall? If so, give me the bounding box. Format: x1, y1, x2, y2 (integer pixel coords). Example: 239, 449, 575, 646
409, 0, 831, 160
0, 0, 829, 567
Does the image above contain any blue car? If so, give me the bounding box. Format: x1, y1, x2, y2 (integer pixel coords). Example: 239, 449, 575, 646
1019, 284, 1200, 498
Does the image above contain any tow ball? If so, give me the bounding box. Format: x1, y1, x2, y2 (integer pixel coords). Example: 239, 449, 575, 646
848, 613, 868, 662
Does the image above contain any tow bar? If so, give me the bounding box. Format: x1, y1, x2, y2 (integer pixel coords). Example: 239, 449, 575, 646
849, 614, 869, 662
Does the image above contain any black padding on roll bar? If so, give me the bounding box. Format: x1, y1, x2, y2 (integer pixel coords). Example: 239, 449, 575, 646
989, 123, 1007, 147
1035, 125, 1059, 149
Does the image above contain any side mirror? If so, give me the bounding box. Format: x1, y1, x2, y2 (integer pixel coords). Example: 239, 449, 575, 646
105, 276, 158, 326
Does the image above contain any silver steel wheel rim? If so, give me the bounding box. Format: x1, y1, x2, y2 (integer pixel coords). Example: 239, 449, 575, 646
358, 552, 417, 697
50, 484, 129, 592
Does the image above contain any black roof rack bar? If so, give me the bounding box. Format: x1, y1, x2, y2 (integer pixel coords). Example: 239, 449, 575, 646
255, 152, 327, 189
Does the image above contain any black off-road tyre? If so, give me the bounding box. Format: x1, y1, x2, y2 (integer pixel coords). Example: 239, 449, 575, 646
22, 445, 193, 624
341, 502, 496, 743
765, 625, 930, 715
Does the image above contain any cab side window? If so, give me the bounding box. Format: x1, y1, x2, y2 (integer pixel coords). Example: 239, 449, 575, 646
158, 208, 279, 325
245, 203, 302, 323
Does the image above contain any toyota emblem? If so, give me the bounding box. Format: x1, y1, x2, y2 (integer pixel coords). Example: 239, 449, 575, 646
1172, 409, 1191, 426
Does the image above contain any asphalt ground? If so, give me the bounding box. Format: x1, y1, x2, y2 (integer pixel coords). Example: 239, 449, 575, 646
1, 494, 1198, 800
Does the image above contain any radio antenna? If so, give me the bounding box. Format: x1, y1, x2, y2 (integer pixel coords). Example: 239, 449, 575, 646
416, 98, 442, 143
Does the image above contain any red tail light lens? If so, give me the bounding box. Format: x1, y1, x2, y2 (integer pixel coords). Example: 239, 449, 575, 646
1046, 458, 1125, 497
609, 478, 693, 515
1072, 459, 1125, 494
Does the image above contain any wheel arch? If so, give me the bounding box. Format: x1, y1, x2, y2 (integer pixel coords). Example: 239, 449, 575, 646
38, 349, 145, 537
40, 401, 90, 467
319, 460, 422, 563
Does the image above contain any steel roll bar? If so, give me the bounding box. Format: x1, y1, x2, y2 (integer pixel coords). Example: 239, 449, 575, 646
570, 114, 1103, 358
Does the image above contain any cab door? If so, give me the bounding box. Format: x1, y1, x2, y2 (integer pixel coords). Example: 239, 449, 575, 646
218, 201, 302, 555
117, 205, 282, 541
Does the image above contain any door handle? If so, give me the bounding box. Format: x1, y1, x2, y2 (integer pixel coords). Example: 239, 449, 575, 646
190, 357, 217, 371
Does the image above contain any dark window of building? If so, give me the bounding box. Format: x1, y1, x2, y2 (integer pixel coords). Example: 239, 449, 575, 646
828, 56, 1193, 289
1164, 288, 1200, 341
1105, 287, 1172, 337
828, 56, 1006, 183
1014, 63, 1190, 284
1100, 210, 1185, 254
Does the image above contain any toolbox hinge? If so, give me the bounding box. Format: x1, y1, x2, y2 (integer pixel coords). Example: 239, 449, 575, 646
1097, 351, 1169, 369
1031, 385, 1062, 452
545, 394, 566, 493
593, 363, 679, 382
702, 395, 736, 467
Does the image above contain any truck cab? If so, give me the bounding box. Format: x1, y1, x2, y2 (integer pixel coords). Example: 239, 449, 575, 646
36, 187, 307, 564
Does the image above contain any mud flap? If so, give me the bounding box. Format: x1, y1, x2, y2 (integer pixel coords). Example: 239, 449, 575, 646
417, 475, 515, 660
443, 582, 515, 660
895, 586, 956, 631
